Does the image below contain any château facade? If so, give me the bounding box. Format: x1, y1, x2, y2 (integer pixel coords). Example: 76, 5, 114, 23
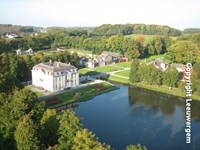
32, 61, 79, 92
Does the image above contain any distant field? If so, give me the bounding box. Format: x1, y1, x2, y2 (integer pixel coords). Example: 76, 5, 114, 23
125, 34, 155, 38
113, 62, 131, 68
125, 34, 155, 43
114, 70, 130, 78
94, 66, 123, 72
69, 49, 92, 55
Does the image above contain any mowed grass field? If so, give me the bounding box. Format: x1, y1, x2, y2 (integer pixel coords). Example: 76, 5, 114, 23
146, 54, 165, 61
125, 34, 155, 43
108, 75, 129, 84
94, 65, 123, 72
113, 62, 131, 68
114, 70, 130, 78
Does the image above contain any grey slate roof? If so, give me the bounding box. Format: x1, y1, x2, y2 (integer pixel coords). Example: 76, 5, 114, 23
34, 61, 77, 72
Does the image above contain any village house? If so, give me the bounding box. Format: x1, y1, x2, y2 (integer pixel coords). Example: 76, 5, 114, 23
32, 61, 79, 92
16, 48, 33, 55
86, 59, 98, 68
97, 53, 112, 67
154, 61, 168, 71
100, 51, 128, 63
5, 33, 19, 39
79, 51, 128, 68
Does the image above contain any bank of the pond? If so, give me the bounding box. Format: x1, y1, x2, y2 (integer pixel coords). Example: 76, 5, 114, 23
108, 75, 200, 101
45, 82, 119, 108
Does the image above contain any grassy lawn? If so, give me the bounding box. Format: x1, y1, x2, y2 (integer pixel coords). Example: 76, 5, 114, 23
26, 86, 44, 97
46, 82, 118, 108
42, 51, 57, 56
146, 54, 165, 61
69, 49, 93, 55
108, 75, 129, 84
79, 68, 100, 76
94, 66, 123, 72
113, 62, 132, 68
114, 70, 130, 78
125, 34, 155, 44
125, 34, 155, 39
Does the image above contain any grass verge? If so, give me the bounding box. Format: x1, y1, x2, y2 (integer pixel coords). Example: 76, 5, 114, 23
108, 75, 129, 84
108, 75, 200, 101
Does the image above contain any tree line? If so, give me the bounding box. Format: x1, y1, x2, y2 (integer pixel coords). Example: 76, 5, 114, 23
0, 24, 34, 35
183, 28, 200, 34
91, 24, 182, 36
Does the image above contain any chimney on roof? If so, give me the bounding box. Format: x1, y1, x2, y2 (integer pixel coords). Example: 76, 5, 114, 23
57, 62, 61, 67
49, 60, 53, 66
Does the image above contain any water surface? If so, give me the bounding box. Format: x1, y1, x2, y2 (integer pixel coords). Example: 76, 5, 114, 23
75, 84, 200, 150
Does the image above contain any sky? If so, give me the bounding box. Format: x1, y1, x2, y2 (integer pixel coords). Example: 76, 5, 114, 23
0, 0, 200, 30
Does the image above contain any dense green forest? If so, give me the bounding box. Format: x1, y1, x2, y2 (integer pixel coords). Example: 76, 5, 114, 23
0, 87, 111, 149
0, 23, 182, 36
91, 24, 182, 36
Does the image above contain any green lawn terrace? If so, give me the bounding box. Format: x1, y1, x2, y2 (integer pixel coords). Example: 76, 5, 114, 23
108, 75, 129, 84
94, 66, 124, 73
112, 61, 131, 68
114, 70, 130, 78
45, 82, 118, 109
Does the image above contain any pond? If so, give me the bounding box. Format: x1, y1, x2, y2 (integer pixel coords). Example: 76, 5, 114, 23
75, 84, 200, 150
